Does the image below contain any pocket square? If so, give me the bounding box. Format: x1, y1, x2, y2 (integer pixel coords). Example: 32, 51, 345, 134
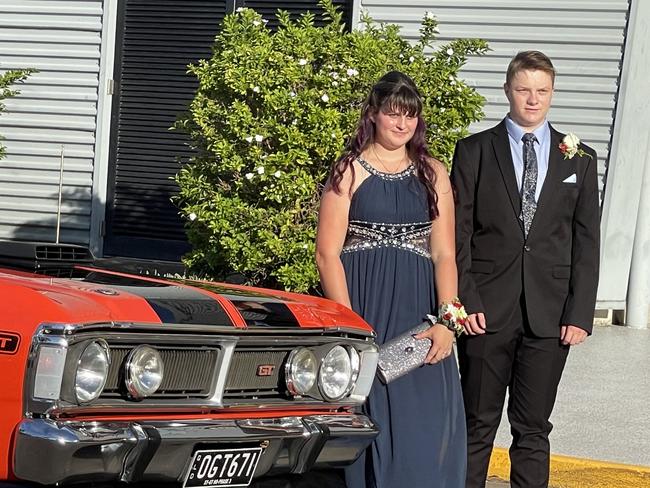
562, 174, 577, 183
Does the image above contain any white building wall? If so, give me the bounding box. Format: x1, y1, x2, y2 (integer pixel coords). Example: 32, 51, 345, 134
357, 0, 630, 306
0, 0, 104, 244
598, 0, 650, 312
358, 0, 628, 190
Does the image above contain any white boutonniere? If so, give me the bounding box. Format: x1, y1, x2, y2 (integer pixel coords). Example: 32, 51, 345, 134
559, 133, 591, 159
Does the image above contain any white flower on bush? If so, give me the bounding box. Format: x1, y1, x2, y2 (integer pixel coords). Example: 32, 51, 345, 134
188, 212, 197, 221
425, 11, 435, 20
262, 19, 268, 24
409, 56, 415, 63
252, 20, 261, 26
321, 93, 329, 103
447, 47, 454, 56
254, 134, 264, 142
236, 7, 244, 12
256, 166, 265, 174
399, 53, 404, 59
252, 86, 260, 93
176, 0, 490, 294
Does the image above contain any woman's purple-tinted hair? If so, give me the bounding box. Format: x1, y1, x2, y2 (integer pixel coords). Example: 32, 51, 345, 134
329, 71, 440, 219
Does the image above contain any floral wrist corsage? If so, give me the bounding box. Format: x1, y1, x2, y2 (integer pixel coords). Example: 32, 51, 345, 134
427, 297, 468, 336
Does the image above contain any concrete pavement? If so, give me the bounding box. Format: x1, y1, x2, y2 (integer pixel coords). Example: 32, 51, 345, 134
487, 324, 650, 487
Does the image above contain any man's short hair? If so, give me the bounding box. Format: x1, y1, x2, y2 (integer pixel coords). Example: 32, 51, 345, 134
506, 50, 556, 86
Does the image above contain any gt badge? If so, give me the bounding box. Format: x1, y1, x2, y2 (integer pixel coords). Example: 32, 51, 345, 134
0, 331, 20, 355
256, 365, 275, 376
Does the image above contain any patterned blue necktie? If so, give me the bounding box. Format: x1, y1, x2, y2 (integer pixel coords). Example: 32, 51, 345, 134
520, 133, 538, 237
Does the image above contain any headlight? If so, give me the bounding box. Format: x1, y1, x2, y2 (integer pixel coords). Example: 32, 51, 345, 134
318, 345, 354, 401
285, 347, 317, 395
74, 340, 110, 403
125, 345, 164, 400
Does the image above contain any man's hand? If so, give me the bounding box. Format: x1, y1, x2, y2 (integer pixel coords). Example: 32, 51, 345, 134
560, 325, 588, 346
465, 312, 487, 335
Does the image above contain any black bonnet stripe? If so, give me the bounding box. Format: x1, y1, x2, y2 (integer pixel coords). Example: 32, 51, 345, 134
172, 280, 301, 328
79, 270, 300, 327
79, 270, 233, 325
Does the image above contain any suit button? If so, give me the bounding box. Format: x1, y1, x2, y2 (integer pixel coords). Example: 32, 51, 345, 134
524, 245, 531, 252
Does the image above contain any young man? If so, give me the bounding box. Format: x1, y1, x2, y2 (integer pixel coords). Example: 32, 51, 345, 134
450, 51, 600, 488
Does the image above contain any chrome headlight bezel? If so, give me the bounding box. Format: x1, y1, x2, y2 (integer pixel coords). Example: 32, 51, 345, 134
73, 339, 111, 404
54, 338, 111, 405
124, 345, 164, 400
318, 345, 357, 401
285, 347, 318, 396
285, 344, 363, 402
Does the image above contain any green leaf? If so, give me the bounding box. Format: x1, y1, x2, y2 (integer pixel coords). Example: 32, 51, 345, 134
174, 1, 488, 292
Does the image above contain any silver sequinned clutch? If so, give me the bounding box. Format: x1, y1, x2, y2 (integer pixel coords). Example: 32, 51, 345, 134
376, 321, 433, 384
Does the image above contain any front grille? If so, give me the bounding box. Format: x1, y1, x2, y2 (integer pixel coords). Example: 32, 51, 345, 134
101, 346, 219, 399
29, 324, 374, 419
223, 348, 292, 401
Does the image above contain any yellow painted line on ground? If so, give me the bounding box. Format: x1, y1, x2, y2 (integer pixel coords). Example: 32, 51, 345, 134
488, 447, 650, 488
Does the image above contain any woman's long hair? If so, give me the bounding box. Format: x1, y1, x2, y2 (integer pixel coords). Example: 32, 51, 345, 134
329, 71, 440, 219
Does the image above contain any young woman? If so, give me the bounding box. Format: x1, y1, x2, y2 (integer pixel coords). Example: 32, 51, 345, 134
316, 71, 466, 487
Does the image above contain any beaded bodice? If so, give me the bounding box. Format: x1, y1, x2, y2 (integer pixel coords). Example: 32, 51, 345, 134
341, 157, 432, 259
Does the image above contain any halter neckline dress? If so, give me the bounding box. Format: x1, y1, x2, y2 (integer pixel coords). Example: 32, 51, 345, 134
341, 157, 466, 488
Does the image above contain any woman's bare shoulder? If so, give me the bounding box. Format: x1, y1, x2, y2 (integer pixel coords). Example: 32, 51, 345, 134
426, 156, 452, 193
426, 156, 448, 174
325, 156, 369, 196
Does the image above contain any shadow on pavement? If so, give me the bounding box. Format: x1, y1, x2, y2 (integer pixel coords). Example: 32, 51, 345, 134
0, 470, 347, 488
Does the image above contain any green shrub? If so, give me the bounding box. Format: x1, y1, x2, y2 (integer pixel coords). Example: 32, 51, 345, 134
175, 0, 488, 292
0, 69, 34, 160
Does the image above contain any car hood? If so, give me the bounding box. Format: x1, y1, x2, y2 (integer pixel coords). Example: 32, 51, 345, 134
0, 266, 371, 333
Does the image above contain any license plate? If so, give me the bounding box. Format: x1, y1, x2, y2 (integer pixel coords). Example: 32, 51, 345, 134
183, 447, 262, 487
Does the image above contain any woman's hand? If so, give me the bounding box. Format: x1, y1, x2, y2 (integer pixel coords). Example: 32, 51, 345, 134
414, 324, 455, 364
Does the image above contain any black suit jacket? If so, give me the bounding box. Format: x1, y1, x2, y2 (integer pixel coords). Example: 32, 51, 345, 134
450, 120, 600, 337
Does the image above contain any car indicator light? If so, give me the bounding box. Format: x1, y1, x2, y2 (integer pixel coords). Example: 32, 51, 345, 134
33, 345, 67, 400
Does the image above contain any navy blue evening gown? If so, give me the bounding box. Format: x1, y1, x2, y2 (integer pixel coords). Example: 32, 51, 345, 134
341, 157, 466, 488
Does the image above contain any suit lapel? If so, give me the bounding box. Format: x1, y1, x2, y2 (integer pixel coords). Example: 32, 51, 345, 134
527, 126, 563, 239
491, 120, 523, 228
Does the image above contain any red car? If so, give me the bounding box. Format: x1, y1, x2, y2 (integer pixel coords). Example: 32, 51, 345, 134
0, 241, 378, 487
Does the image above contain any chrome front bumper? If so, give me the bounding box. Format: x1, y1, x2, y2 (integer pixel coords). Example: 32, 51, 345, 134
13, 414, 377, 485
